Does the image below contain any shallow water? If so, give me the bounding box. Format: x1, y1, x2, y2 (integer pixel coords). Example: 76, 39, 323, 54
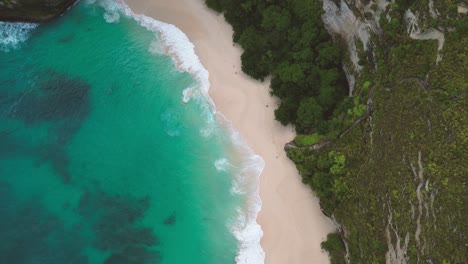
0, 2, 253, 263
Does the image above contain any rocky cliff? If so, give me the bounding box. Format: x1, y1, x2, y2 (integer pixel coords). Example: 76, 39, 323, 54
0, 0, 77, 22
308, 1, 467, 263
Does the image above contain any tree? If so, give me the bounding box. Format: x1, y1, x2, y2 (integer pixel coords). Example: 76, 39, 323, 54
261, 5, 291, 32
277, 62, 306, 84
329, 151, 346, 175
274, 97, 297, 125
316, 43, 342, 68
296, 97, 323, 132
241, 49, 269, 80
321, 233, 346, 264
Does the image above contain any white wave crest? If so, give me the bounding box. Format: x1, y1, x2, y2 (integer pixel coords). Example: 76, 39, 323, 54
214, 158, 231, 172
101, 1, 266, 262
109, 0, 217, 137
213, 121, 266, 263
149, 40, 165, 55
182, 86, 197, 104
231, 142, 265, 263
232, 206, 265, 264
114, 1, 211, 104
0, 22, 38, 52
103, 11, 120, 23
97, 0, 121, 23
217, 113, 266, 263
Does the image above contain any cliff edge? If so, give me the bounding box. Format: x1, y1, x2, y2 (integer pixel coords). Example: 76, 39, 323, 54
0, 0, 77, 22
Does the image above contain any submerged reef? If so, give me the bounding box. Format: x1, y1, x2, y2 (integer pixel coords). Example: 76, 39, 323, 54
78, 187, 161, 263
0, 70, 90, 182
13, 71, 90, 144
0, 181, 161, 263
0, 181, 89, 264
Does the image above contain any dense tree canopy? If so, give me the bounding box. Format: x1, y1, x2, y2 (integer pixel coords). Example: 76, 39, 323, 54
205, 0, 348, 134
296, 97, 323, 132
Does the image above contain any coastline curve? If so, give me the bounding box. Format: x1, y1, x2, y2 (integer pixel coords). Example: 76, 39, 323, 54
113, 0, 267, 263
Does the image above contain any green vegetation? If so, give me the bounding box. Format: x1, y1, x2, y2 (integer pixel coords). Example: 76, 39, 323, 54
206, 0, 467, 263
322, 233, 347, 264
294, 133, 322, 147
205, 0, 348, 135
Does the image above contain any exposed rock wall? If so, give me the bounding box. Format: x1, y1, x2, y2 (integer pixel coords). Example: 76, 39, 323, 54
319, 1, 466, 263
0, 0, 77, 22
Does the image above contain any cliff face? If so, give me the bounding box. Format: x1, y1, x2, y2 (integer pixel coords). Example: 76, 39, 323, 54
307, 1, 467, 263
0, 0, 77, 22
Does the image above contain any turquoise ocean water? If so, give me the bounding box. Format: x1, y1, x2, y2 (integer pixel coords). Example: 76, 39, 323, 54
0, 1, 264, 263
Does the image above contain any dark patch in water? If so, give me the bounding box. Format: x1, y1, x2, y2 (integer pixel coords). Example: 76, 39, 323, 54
0, 182, 89, 264
0, 181, 161, 263
0, 130, 25, 158
0, 71, 91, 182
58, 34, 75, 43
163, 212, 176, 226
36, 144, 71, 183
0, 131, 72, 182
13, 71, 90, 131
104, 246, 161, 264
78, 187, 160, 261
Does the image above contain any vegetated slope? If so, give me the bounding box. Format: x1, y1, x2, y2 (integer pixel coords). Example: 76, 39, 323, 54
205, 0, 467, 263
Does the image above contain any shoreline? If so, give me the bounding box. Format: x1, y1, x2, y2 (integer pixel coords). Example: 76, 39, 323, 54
122, 0, 336, 263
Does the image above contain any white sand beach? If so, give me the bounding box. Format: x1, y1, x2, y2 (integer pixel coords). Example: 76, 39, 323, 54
123, 0, 336, 263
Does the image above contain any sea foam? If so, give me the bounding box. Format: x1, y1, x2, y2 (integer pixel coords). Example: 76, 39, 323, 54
0, 22, 38, 52
104, 1, 267, 262
222, 118, 265, 264
213, 120, 266, 263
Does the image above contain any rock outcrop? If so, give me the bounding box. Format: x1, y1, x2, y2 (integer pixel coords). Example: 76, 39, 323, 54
0, 0, 77, 22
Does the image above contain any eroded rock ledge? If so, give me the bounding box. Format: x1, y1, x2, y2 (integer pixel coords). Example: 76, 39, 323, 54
0, 0, 77, 22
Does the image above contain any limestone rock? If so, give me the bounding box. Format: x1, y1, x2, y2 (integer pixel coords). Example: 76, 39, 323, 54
0, 0, 77, 22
